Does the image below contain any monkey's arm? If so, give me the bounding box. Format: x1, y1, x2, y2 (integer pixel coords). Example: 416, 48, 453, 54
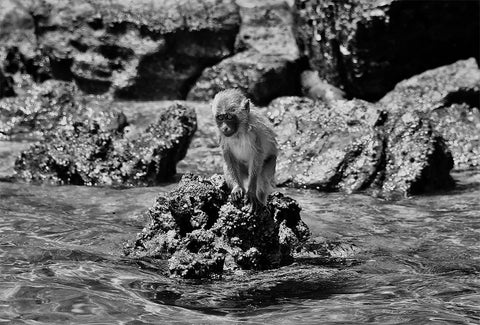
246, 136, 263, 208
223, 149, 243, 189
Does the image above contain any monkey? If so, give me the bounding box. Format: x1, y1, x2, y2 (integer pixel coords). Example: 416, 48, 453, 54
211, 89, 278, 211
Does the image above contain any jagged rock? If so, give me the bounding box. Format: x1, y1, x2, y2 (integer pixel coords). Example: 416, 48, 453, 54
187, 0, 302, 105
268, 96, 454, 197
294, 0, 480, 100
124, 174, 310, 278
1, 0, 240, 99
381, 58, 480, 170
9, 85, 197, 185
187, 49, 301, 105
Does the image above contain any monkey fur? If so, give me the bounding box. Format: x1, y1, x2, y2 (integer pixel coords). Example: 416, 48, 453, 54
211, 89, 278, 211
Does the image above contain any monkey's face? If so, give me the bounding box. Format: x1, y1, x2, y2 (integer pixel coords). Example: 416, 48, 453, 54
215, 113, 238, 137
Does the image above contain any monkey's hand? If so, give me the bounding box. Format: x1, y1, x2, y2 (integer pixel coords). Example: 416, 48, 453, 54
230, 186, 244, 202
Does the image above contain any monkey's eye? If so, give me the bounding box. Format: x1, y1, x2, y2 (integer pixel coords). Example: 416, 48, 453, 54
225, 114, 233, 120
216, 115, 224, 121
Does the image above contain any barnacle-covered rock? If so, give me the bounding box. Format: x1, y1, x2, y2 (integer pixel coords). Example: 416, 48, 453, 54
124, 174, 310, 278
381, 58, 480, 170
13, 98, 197, 186
268, 96, 454, 197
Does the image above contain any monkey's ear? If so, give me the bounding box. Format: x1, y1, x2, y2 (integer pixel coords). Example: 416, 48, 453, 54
242, 99, 250, 113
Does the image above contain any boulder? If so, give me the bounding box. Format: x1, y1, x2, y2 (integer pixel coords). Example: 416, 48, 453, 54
187, 0, 303, 105
187, 50, 301, 105
268, 96, 454, 197
380, 58, 480, 170
1, 0, 240, 99
294, 0, 480, 100
5, 81, 197, 185
124, 174, 310, 278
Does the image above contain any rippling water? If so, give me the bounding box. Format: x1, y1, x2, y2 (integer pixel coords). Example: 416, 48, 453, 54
1, 171, 479, 324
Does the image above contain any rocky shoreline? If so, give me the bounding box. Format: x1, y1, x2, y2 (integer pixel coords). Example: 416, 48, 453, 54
1, 0, 479, 278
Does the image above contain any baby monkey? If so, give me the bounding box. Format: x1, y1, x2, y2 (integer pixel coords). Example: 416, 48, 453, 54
212, 89, 278, 211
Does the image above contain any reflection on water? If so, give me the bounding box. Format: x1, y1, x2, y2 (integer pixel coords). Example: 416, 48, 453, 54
1, 171, 479, 324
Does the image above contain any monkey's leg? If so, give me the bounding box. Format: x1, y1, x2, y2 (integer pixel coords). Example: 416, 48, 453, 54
256, 155, 276, 205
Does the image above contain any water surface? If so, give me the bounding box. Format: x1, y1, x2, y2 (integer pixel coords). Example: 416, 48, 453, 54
1, 171, 479, 324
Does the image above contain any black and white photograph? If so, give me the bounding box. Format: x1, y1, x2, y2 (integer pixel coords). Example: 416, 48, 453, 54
0, 0, 479, 324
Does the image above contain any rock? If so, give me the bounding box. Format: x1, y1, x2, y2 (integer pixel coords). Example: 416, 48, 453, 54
234, 0, 300, 61
0, 0, 37, 64
1, 0, 240, 100
294, 0, 480, 100
380, 58, 480, 170
124, 174, 310, 278
187, 49, 301, 105
187, 0, 303, 105
267, 96, 454, 197
0, 80, 86, 140
8, 84, 197, 185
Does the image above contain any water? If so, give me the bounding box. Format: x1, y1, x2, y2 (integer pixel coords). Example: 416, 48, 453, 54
0, 171, 479, 324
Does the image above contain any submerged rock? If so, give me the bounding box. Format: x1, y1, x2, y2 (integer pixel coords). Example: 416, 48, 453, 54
381, 58, 480, 170
294, 0, 480, 100
10, 90, 197, 185
0, 0, 240, 99
124, 174, 310, 278
268, 96, 454, 197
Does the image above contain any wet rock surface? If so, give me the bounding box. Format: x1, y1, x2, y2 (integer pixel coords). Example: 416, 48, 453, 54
267, 96, 454, 197
381, 58, 480, 170
0, 0, 240, 100
124, 174, 311, 278
294, 0, 480, 101
4, 82, 197, 185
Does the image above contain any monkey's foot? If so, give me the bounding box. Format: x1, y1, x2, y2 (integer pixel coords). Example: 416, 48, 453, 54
246, 195, 264, 214
230, 187, 244, 201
